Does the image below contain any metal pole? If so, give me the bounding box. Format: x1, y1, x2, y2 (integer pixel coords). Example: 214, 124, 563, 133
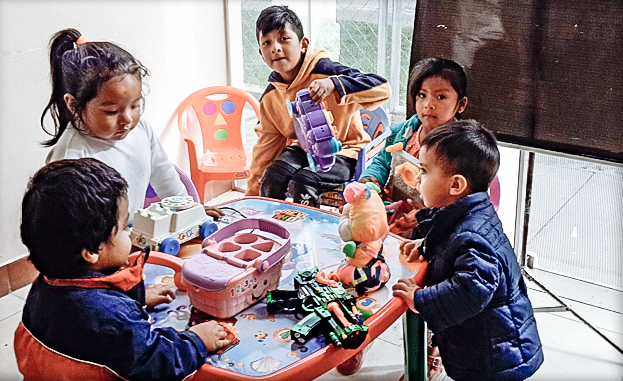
377, 0, 389, 78
519, 151, 535, 267
389, 0, 403, 115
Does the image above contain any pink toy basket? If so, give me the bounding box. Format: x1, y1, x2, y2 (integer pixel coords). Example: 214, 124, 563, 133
182, 218, 291, 318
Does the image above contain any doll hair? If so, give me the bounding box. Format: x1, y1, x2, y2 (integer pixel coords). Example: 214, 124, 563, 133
41, 28, 149, 147
21, 158, 128, 278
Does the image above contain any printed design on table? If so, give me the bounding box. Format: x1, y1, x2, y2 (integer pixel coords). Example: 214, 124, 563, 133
255, 331, 268, 342
207, 355, 245, 370
238, 207, 261, 216
251, 356, 282, 373
167, 305, 190, 325
321, 234, 343, 245
273, 327, 292, 343
356, 296, 379, 310
154, 274, 176, 288
272, 209, 307, 222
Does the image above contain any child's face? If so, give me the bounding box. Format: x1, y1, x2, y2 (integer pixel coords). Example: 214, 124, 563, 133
258, 23, 309, 83
93, 198, 132, 274
415, 76, 466, 132
414, 146, 457, 208
81, 74, 142, 141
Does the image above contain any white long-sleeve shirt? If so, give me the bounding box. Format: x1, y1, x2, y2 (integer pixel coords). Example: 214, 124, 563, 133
46, 118, 187, 222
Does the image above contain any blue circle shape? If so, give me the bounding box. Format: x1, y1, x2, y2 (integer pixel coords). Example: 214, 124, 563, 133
222, 100, 236, 114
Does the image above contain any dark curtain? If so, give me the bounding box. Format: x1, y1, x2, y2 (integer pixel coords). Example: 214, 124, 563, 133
408, 0, 623, 163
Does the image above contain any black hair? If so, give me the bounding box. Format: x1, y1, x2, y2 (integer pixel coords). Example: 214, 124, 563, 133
420, 120, 500, 193
409, 57, 467, 105
256, 5, 304, 41
21, 158, 128, 279
41, 28, 149, 147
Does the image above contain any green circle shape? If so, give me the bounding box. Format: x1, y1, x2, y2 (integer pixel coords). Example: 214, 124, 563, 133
214, 129, 229, 140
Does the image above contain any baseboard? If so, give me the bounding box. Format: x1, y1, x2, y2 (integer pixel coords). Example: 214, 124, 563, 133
0, 253, 39, 298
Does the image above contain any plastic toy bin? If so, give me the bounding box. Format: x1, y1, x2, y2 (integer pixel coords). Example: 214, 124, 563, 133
182, 218, 291, 318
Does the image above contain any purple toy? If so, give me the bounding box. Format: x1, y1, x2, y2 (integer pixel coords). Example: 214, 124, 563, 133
287, 88, 342, 172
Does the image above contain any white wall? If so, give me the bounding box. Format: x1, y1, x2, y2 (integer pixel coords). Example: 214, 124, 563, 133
0, 0, 229, 265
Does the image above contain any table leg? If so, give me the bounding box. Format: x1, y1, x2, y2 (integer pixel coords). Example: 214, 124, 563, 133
402, 310, 426, 381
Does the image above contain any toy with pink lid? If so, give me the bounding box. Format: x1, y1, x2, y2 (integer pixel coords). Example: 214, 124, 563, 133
182, 218, 291, 318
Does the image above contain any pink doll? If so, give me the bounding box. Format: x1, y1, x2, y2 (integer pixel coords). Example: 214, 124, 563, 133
328, 182, 391, 295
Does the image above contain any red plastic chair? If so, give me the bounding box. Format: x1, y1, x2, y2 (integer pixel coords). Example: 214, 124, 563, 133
177, 86, 260, 204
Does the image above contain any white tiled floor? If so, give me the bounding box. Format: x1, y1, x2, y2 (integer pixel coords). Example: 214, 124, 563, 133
2, 191, 622, 380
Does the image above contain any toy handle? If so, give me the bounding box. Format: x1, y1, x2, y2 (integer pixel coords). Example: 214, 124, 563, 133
129, 250, 186, 291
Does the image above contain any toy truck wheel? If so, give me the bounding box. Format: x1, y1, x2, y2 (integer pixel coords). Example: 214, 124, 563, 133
200, 221, 218, 239
160, 238, 180, 256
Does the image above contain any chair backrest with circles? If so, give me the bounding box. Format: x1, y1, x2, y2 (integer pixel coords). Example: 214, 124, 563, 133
177, 86, 260, 204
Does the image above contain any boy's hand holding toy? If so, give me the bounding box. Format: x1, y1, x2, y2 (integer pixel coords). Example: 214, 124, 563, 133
309, 78, 336, 104
189, 320, 231, 352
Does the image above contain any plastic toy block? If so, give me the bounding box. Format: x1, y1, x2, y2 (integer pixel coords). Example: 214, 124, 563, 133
288, 88, 342, 172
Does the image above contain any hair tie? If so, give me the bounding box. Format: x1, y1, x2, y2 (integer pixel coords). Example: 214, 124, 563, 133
76, 36, 90, 45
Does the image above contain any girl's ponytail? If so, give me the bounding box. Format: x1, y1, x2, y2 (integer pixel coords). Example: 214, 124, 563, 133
41, 28, 82, 147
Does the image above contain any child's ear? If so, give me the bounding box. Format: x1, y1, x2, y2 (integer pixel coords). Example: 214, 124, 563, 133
81, 249, 100, 265
63, 94, 78, 115
301, 37, 310, 54
449, 174, 469, 196
456, 96, 468, 114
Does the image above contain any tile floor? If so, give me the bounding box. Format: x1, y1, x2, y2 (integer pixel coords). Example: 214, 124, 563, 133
1, 189, 622, 380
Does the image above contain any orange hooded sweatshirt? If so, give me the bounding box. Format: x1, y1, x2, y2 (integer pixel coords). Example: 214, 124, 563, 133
246, 48, 391, 196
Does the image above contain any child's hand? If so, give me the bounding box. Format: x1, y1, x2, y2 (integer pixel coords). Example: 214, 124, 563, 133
392, 277, 421, 313
204, 205, 225, 220
309, 78, 336, 104
358, 176, 381, 188
189, 321, 230, 352
400, 238, 424, 262
145, 284, 176, 308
